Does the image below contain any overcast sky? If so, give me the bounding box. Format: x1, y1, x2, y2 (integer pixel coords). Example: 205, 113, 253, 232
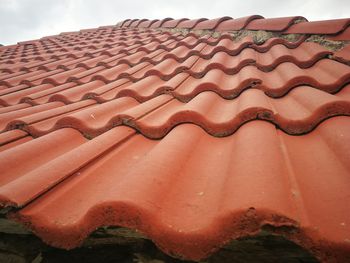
0, 0, 349, 45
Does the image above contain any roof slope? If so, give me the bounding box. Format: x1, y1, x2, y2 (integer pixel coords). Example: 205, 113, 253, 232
0, 16, 350, 262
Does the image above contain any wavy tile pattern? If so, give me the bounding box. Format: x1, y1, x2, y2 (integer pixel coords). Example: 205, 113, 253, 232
0, 16, 350, 263
119, 16, 350, 35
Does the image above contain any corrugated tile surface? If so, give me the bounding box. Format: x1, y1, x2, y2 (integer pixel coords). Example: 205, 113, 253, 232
1, 16, 350, 262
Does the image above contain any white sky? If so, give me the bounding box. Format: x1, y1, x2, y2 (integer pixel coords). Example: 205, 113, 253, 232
0, 0, 349, 45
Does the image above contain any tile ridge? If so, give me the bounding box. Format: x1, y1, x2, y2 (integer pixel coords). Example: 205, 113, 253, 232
4, 86, 350, 139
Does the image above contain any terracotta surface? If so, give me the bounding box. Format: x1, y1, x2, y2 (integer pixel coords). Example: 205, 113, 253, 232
216, 15, 264, 31
245, 16, 306, 31
149, 18, 173, 28
0, 15, 350, 263
131, 16, 350, 35
193, 16, 232, 30
327, 26, 350, 41
137, 19, 159, 28
177, 18, 208, 29
334, 44, 350, 64
285, 18, 350, 34
162, 18, 189, 28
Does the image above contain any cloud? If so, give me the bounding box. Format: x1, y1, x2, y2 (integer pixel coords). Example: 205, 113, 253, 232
0, 0, 349, 45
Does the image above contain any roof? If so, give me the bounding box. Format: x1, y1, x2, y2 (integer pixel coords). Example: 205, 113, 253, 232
0, 15, 350, 262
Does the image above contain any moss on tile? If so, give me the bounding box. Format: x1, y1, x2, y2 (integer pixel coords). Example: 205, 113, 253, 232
161, 26, 349, 52
306, 35, 348, 51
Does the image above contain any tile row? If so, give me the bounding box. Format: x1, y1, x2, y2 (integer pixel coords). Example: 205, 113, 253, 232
1, 32, 310, 75
120, 16, 350, 37
0, 85, 349, 138
0, 31, 174, 65
1, 58, 349, 106
1, 16, 348, 63
1, 28, 156, 54
0, 46, 335, 92
0, 117, 349, 261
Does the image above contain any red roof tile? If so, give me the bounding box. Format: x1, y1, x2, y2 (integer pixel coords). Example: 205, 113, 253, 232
162, 18, 189, 28
285, 18, 350, 34
0, 15, 350, 262
327, 26, 350, 41
216, 15, 264, 31
122, 19, 137, 27
245, 16, 306, 31
138, 19, 159, 28
149, 17, 173, 28
333, 44, 350, 64
194, 16, 232, 30
129, 19, 147, 27
177, 18, 208, 29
